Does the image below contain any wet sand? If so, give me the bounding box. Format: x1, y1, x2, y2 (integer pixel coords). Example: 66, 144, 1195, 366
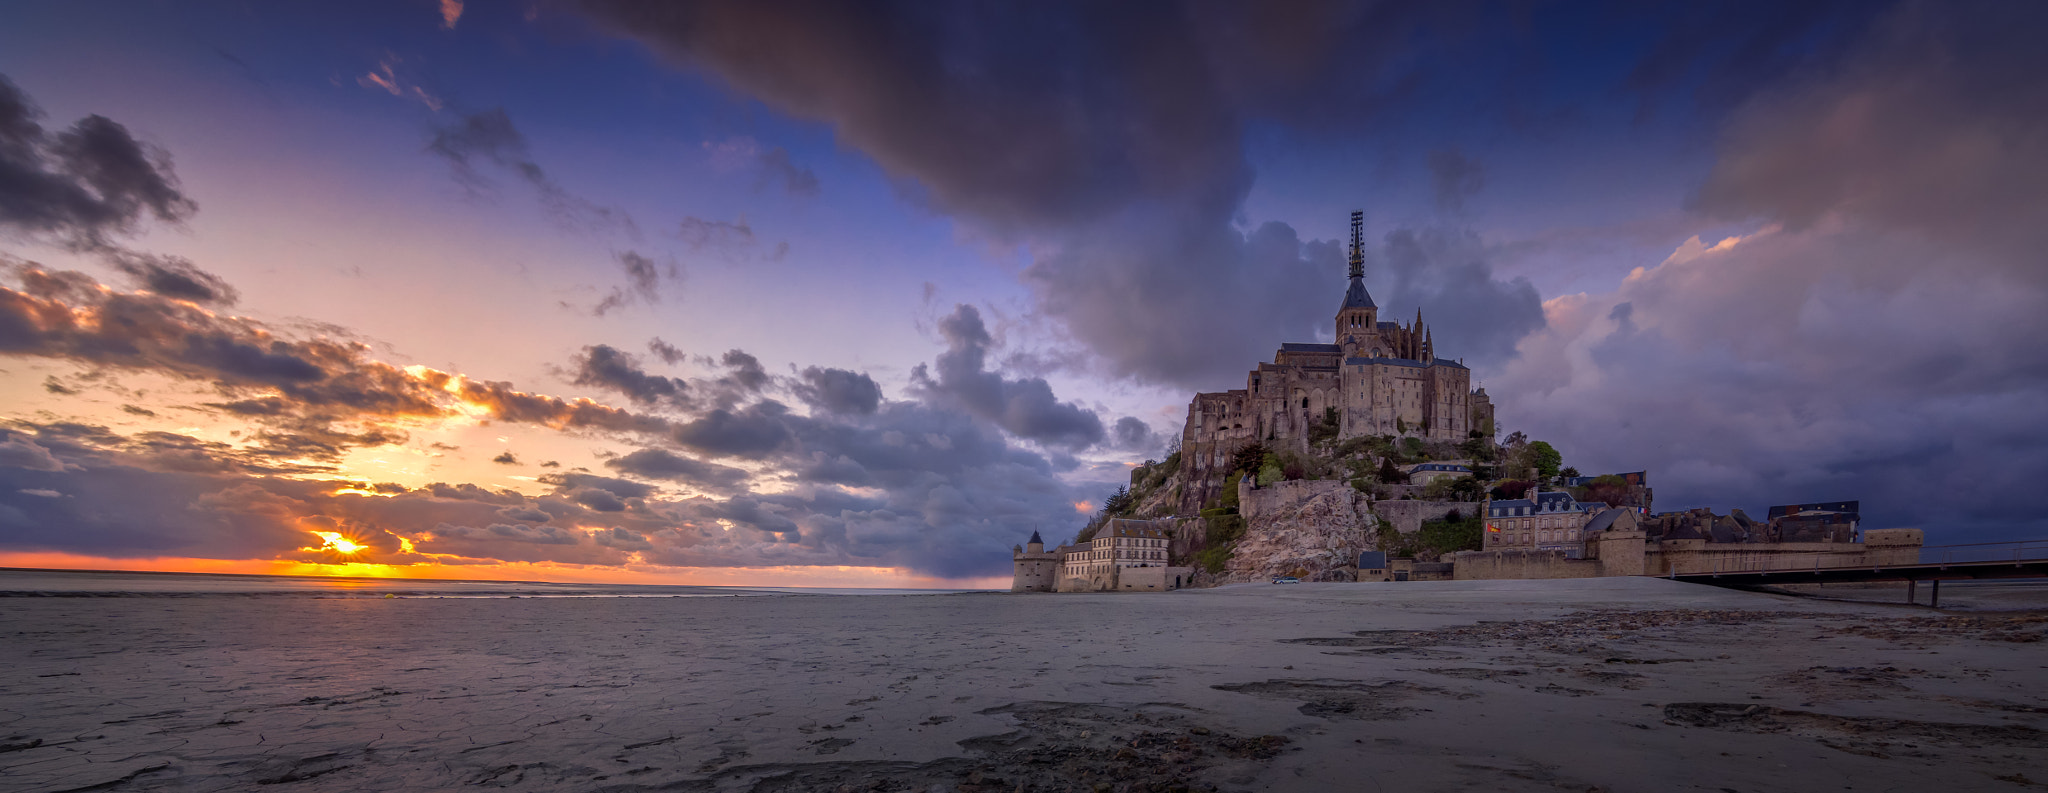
2, 578, 2044, 792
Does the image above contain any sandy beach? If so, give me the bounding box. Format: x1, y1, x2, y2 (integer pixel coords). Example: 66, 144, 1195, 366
3, 578, 2045, 792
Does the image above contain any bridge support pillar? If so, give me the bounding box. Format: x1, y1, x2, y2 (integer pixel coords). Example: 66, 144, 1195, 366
1931, 579, 1940, 609
1907, 579, 1916, 605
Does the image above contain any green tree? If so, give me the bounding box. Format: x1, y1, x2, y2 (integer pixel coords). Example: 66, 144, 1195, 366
1309, 406, 1341, 443
1102, 485, 1133, 515
1230, 442, 1268, 474
1377, 456, 1406, 484
1527, 441, 1562, 479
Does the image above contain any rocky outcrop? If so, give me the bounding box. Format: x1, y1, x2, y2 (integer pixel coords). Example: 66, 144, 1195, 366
1222, 479, 1376, 583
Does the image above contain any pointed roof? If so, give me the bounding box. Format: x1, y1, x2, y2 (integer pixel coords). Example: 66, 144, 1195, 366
1028, 530, 1043, 545
1341, 276, 1376, 310
1342, 209, 1376, 310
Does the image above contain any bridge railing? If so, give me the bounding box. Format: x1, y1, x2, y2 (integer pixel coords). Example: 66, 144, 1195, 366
1918, 538, 2048, 565
1679, 538, 2048, 576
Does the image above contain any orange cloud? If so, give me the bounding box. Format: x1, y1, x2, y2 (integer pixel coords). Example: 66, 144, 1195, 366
0, 551, 1003, 589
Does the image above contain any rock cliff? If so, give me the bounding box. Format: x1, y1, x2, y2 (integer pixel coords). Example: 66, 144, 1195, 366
1221, 479, 1377, 583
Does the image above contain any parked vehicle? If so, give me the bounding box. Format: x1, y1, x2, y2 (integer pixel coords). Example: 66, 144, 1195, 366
1271, 576, 1300, 584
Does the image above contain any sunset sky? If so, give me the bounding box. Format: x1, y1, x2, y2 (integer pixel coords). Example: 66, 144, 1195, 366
2, 1, 2043, 587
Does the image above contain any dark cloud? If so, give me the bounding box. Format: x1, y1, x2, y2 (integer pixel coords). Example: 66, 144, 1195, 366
1110, 417, 1158, 455
575, 0, 1933, 398
491, 451, 519, 464
103, 250, 238, 306
1368, 226, 1546, 366
0, 432, 66, 471
0, 74, 196, 248
1024, 218, 1344, 386
647, 337, 686, 365
594, 250, 677, 315
567, 344, 692, 409
0, 253, 1126, 579
1501, 1, 2048, 544
426, 108, 636, 235
719, 349, 767, 391
1426, 148, 1484, 213
570, 1, 1455, 388
1, 263, 450, 461
604, 447, 750, 491
910, 304, 1104, 449
792, 366, 882, 415
456, 377, 674, 435
671, 401, 796, 459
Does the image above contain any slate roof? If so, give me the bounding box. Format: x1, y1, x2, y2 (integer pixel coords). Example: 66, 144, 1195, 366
1028, 530, 1043, 545
1345, 356, 1423, 368
1767, 501, 1860, 520
1581, 507, 1629, 534
1408, 463, 1471, 473
1280, 342, 1343, 353
1342, 356, 1468, 370
1488, 491, 1584, 517
1104, 520, 1169, 539
1341, 277, 1377, 310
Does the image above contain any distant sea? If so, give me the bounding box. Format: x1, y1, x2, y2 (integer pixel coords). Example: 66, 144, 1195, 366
0, 568, 983, 598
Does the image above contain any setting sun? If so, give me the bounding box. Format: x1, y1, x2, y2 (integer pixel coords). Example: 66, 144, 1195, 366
311, 531, 365, 555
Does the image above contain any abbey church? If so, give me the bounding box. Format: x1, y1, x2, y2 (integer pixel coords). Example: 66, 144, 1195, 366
1178, 212, 1496, 508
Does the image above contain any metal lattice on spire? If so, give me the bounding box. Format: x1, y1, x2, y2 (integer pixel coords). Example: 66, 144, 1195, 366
1340, 209, 1377, 311
1348, 210, 1364, 280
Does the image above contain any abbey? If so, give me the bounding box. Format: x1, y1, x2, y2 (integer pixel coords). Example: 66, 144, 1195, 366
1178, 212, 1495, 506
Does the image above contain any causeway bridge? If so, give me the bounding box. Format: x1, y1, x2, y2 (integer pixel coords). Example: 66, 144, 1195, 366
1671, 539, 2048, 607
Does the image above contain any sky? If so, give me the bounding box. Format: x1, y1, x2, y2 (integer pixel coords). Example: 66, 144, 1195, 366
1, 0, 2044, 587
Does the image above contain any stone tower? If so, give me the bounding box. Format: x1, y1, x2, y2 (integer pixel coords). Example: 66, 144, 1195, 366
1335, 210, 1378, 358
1011, 530, 1057, 592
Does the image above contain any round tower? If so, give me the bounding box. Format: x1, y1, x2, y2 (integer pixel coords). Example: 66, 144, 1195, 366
1011, 530, 1056, 592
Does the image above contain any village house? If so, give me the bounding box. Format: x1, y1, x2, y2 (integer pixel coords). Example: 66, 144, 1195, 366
1483, 487, 1611, 557
1012, 520, 1192, 593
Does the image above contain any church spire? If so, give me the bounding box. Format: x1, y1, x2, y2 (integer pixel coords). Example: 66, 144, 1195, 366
1339, 210, 1376, 313
1347, 210, 1364, 281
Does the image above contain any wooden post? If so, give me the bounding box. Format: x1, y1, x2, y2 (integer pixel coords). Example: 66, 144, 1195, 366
1907, 579, 1917, 605
1931, 579, 1941, 609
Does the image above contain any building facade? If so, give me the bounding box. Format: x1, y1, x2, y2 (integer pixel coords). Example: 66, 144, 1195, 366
1011, 520, 1192, 593
1484, 487, 1611, 557
1179, 212, 1497, 511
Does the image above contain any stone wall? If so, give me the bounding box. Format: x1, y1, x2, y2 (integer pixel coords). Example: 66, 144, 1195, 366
1646, 529, 1924, 575
1116, 566, 1195, 591
1240, 479, 1353, 519
1368, 499, 1472, 536
1448, 525, 1923, 580
1450, 549, 1604, 580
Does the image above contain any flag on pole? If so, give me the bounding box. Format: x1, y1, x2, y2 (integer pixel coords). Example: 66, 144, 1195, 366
1487, 524, 1499, 533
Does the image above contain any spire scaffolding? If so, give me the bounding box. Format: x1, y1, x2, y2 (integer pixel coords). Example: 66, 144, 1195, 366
1347, 210, 1365, 280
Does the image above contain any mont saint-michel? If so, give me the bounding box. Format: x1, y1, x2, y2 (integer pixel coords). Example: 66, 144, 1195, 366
1016, 211, 1935, 595
1175, 211, 1493, 513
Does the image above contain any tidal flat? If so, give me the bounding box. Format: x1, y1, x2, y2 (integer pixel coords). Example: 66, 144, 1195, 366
3, 578, 2044, 792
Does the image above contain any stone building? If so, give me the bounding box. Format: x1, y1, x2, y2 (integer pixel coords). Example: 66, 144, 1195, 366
1012, 520, 1192, 593
1483, 487, 1611, 557
1179, 211, 1497, 511
1009, 531, 1059, 592
1407, 462, 1473, 486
